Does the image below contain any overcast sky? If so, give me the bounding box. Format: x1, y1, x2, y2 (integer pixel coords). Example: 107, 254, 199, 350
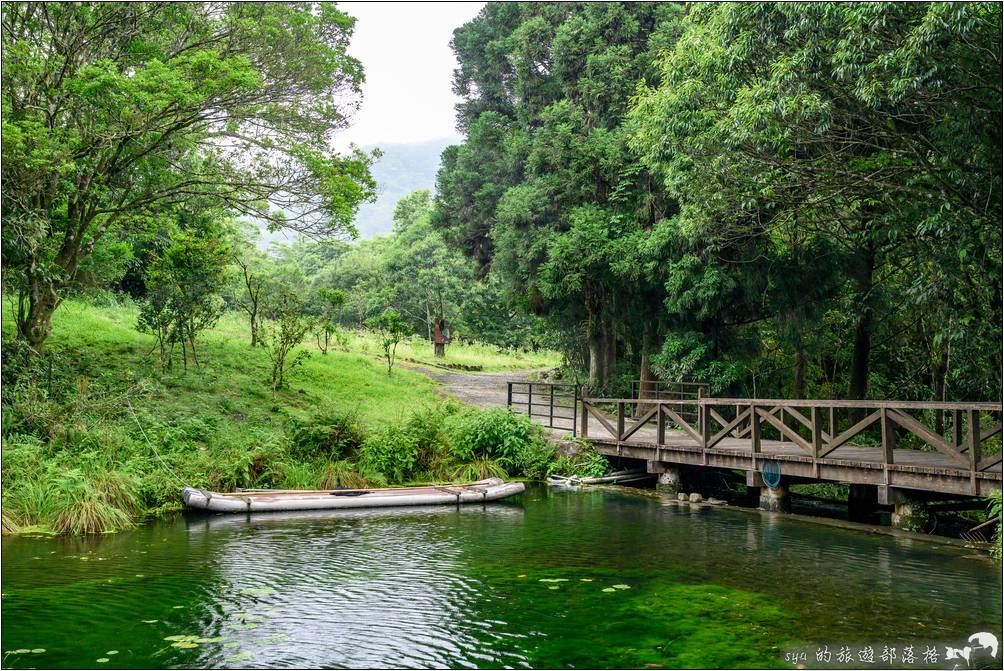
335, 2, 485, 149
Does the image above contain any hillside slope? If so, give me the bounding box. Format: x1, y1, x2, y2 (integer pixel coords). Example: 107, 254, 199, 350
1, 299, 580, 536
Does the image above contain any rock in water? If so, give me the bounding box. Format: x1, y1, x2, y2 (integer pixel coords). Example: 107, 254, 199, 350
688, 492, 703, 503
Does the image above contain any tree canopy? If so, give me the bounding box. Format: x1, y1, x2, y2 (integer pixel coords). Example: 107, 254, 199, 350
2, 2, 376, 351
434, 1, 1002, 402
434, 2, 686, 389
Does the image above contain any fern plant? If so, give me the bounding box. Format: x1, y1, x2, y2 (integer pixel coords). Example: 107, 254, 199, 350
988, 490, 1002, 559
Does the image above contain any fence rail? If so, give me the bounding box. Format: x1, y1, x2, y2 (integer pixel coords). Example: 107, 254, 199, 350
506, 381, 580, 436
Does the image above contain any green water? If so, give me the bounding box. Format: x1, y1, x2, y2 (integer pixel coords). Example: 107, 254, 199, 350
2, 486, 1001, 669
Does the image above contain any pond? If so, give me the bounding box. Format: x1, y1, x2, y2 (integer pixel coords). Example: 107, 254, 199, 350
2, 486, 1001, 669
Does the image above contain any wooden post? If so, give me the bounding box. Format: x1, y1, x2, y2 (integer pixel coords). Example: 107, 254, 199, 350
580, 399, 589, 438
701, 402, 710, 448
507, 382, 512, 409
572, 387, 578, 437
750, 403, 760, 469
527, 383, 532, 418
657, 403, 666, 446
828, 407, 836, 446
549, 385, 554, 428
880, 407, 896, 485
616, 401, 625, 442
811, 406, 822, 479
968, 409, 981, 495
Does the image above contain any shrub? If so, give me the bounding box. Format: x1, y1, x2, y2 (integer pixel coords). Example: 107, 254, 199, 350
1, 380, 62, 441
451, 457, 509, 482
357, 403, 462, 483
318, 460, 369, 489
547, 455, 578, 478
444, 407, 553, 479
546, 442, 608, 478
278, 461, 323, 490
1, 433, 49, 488
507, 438, 555, 480
989, 490, 1002, 559
4, 479, 55, 527
445, 407, 540, 463
51, 493, 133, 535
48, 468, 135, 534
289, 410, 365, 460
358, 425, 421, 484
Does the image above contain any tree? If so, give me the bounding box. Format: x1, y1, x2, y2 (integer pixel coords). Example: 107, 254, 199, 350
260, 290, 312, 394
630, 2, 1002, 400
137, 221, 231, 371
434, 3, 686, 391
382, 190, 476, 340
366, 308, 408, 375
314, 287, 346, 354
1, 2, 376, 353
232, 245, 272, 348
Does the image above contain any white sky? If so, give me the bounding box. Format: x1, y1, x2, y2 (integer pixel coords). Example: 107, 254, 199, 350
335, 2, 485, 149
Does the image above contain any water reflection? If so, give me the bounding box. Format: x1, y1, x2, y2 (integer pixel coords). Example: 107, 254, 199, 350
183, 504, 531, 668
2, 487, 1000, 669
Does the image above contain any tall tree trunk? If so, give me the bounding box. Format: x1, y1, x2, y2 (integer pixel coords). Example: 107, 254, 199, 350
587, 326, 604, 391
637, 323, 659, 414
849, 243, 876, 401
17, 280, 60, 355
794, 336, 806, 400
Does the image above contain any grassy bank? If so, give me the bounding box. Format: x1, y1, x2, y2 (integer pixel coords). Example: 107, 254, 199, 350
333, 327, 560, 372
1, 298, 594, 536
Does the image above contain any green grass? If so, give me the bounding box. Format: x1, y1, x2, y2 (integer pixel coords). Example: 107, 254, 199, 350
329, 327, 561, 372
1, 298, 572, 536
46, 303, 445, 428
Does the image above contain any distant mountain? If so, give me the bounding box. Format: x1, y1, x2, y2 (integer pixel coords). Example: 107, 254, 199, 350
354, 137, 458, 238
251, 137, 457, 248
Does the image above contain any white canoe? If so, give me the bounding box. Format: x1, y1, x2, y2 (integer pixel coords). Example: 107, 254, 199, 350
183, 477, 525, 513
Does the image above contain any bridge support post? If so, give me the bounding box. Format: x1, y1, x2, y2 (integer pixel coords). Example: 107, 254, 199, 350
648, 462, 683, 495
758, 477, 790, 513
890, 490, 931, 532
848, 484, 878, 522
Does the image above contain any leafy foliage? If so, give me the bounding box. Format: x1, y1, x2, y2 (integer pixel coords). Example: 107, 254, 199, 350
260, 291, 313, 393
137, 221, 231, 371
289, 410, 365, 461
366, 308, 408, 374
444, 407, 554, 479
2, 2, 376, 353
988, 490, 1003, 560
435, 2, 1001, 404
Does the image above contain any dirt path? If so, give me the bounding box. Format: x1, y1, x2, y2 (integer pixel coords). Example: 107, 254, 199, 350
403, 365, 542, 410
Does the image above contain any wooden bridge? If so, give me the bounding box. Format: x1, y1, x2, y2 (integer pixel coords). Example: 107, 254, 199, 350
506, 382, 1003, 506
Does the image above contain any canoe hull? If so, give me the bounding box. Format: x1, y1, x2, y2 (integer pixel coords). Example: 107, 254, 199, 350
183, 478, 525, 513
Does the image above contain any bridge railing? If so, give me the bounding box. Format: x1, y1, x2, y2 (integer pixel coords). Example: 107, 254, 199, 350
506, 381, 580, 436
578, 396, 1002, 492
629, 380, 708, 424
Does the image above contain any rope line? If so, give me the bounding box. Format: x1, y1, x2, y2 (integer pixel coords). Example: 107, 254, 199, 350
125, 392, 194, 491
